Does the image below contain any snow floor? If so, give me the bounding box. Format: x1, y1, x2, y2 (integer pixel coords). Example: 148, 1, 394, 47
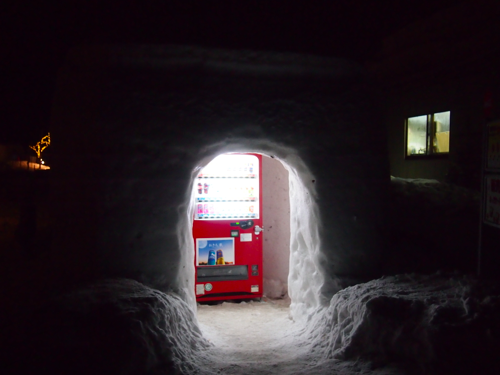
196, 298, 406, 375
197, 298, 308, 371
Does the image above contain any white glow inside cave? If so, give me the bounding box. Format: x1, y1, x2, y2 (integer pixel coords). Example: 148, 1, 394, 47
176, 140, 325, 322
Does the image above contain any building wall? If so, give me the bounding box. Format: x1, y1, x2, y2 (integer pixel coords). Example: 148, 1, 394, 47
384, 75, 498, 189
262, 155, 290, 298
368, 1, 500, 190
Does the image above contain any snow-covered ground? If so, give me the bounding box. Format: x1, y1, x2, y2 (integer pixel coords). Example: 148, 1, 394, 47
196, 298, 405, 375
197, 298, 313, 373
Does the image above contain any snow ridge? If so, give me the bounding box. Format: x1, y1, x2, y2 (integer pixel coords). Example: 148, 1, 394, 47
8, 279, 212, 375
304, 273, 500, 373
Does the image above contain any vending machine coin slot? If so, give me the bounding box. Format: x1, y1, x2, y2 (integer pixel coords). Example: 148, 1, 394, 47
230, 220, 254, 229
240, 220, 254, 229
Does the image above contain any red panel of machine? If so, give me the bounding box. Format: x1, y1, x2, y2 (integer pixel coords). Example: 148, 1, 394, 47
193, 153, 263, 302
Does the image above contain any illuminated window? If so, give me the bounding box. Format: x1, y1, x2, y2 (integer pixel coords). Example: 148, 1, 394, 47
406, 111, 450, 156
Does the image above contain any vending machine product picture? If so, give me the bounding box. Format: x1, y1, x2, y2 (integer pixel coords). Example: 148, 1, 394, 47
192, 153, 263, 302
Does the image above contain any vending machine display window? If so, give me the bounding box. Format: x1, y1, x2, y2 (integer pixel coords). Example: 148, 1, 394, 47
194, 154, 260, 220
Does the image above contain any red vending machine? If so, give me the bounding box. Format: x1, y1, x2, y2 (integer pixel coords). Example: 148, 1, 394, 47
193, 153, 263, 302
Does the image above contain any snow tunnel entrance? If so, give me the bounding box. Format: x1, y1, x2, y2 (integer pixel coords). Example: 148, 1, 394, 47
181, 145, 325, 322
188, 148, 326, 357
191, 153, 291, 303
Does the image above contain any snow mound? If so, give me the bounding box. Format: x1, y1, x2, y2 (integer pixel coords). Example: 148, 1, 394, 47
4, 275, 500, 375
7, 279, 210, 375
390, 176, 479, 207
305, 273, 500, 374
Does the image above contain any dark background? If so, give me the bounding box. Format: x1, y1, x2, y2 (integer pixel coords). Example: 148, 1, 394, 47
1, 0, 465, 145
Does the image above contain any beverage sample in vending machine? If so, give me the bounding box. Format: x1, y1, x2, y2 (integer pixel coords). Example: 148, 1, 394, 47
216, 249, 224, 265
208, 250, 216, 266
194, 154, 259, 220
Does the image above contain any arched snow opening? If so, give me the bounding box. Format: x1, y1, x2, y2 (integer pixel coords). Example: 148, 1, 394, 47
176, 140, 324, 321
50, 46, 390, 342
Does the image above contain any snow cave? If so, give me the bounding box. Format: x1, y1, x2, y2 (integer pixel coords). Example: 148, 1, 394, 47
42, 45, 499, 374
50, 45, 389, 310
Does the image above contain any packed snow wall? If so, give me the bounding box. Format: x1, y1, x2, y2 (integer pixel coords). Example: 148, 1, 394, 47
50, 45, 389, 313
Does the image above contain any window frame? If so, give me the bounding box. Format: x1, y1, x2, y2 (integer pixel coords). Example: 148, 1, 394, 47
404, 111, 450, 159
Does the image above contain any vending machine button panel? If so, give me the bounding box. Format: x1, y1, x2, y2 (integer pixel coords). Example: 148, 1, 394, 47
251, 264, 259, 276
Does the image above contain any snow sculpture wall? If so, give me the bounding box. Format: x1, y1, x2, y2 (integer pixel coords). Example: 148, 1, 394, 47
50, 45, 389, 315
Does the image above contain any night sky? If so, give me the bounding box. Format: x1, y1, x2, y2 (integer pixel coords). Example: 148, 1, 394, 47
1, 0, 465, 144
